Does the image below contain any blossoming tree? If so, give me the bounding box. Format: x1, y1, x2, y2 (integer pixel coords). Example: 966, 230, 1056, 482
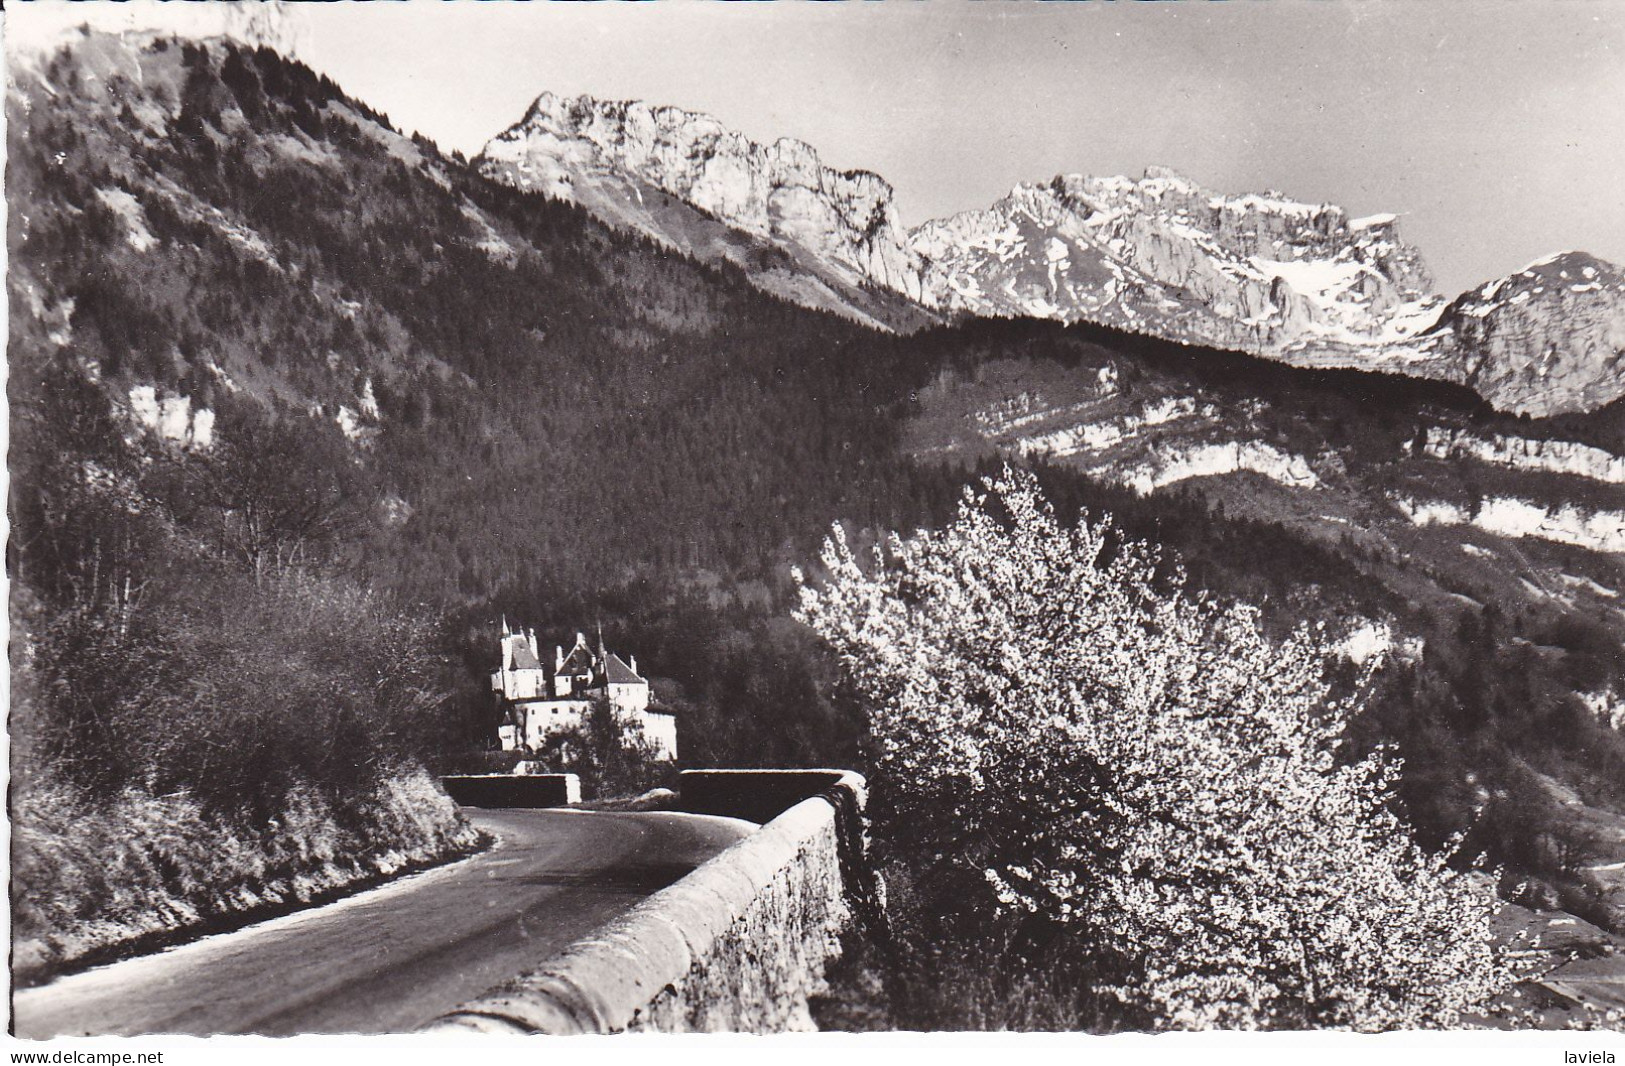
795, 468, 1514, 1030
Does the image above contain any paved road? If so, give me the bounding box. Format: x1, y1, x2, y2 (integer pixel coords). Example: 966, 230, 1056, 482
12, 808, 755, 1037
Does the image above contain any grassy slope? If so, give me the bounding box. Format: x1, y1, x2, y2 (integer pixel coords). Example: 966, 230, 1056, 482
10, 771, 482, 987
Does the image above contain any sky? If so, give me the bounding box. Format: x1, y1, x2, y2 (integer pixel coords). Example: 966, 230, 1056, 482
7, 0, 1625, 294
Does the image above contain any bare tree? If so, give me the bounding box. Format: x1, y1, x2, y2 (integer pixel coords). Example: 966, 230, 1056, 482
181, 415, 361, 582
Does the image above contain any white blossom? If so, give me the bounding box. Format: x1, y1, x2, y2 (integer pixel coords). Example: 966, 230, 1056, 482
796, 467, 1515, 1030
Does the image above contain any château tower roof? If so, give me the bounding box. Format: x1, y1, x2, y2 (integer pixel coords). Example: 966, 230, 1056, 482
603, 652, 646, 685
507, 641, 542, 671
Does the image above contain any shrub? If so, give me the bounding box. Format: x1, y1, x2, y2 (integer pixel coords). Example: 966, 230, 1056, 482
796, 468, 1514, 1031
19, 561, 457, 811
532, 696, 671, 800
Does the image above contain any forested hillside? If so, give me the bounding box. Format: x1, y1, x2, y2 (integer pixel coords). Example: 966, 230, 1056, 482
9, 28, 1624, 949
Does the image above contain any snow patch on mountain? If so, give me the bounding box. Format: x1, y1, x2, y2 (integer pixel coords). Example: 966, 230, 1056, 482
1349, 213, 1398, 231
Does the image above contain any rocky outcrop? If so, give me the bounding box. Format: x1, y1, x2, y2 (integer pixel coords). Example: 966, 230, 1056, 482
1420, 426, 1625, 484
1582, 689, 1625, 732
127, 385, 214, 450
1393, 493, 1625, 554
1113, 440, 1321, 497
1006, 395, 1210, 458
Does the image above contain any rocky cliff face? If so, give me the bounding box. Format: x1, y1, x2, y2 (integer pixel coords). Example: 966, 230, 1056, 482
478, 93, 929, 330
915, 175, 1625, 416
1392, 493, 1625, 555
1420, 252, 1625, 417
1421, 426, 1625, 484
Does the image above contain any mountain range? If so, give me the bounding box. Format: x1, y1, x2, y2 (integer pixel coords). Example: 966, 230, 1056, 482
481, 92, 1625, 418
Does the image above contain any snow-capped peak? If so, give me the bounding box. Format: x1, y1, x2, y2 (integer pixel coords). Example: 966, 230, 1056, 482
908, 166, 1436, 354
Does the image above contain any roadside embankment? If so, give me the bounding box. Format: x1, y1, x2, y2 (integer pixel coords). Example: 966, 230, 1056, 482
11, 765, 482, 987
430, 768, 882, 1033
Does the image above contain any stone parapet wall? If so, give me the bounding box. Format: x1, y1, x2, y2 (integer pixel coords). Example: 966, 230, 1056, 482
429, 769, 873, 1033
439, 773, 582, 808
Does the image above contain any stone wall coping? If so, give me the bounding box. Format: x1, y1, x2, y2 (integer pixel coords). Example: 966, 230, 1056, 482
440, 772, 581, 780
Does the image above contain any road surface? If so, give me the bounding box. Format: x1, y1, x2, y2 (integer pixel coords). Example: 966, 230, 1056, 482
12, 808, 755, 1037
